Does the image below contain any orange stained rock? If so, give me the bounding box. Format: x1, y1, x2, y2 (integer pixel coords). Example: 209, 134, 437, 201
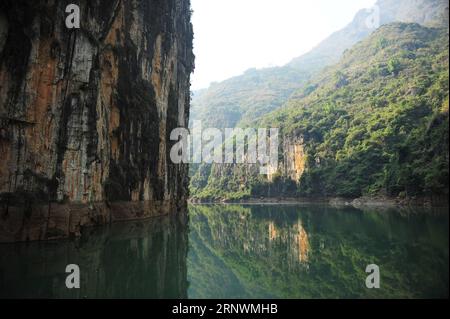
293, 144, 306, 182
268, 221, 278, 241
296, 221, 310, 263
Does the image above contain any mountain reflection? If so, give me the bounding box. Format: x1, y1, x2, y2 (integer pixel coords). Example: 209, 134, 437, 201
187, 204, 449, 299
268, 219, 310, 265
0, 205, 448, 299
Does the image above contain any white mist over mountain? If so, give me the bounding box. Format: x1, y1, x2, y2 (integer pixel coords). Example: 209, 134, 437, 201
191, 0, 377, 90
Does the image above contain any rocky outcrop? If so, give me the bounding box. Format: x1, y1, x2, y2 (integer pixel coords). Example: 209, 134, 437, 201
267, 136, 306, 182
252, 136, 304, 189
0, 0, 194, 242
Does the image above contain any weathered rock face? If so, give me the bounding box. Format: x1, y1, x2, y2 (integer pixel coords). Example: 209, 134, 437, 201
0, 0, 194, 242
267, 136, 306, 183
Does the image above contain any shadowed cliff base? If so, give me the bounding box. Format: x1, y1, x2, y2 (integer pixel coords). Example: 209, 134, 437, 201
0, 199, 187, 243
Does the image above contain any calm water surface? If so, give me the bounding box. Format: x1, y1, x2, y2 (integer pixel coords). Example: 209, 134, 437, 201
0, 204, 448, 299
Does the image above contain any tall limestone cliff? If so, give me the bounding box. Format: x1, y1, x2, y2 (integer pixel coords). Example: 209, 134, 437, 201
0, 0, 194, 242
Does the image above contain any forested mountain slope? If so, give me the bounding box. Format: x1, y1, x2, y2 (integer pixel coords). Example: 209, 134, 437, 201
190, 67, 308, 128
191, 23, 449, 202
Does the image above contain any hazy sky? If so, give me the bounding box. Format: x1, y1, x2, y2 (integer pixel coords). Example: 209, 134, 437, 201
191, 0, 377, 90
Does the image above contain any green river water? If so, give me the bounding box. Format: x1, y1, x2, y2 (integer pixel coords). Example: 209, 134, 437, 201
0, 204, 448, 299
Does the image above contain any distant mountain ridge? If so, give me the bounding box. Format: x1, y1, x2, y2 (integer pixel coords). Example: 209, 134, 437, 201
190, 66, 308, 128
191, 0, 449, 129
288, 0, 449, 72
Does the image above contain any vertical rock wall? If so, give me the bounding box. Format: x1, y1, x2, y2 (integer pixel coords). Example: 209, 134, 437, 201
282, 137, 306, 183
266, 137, 306, 183
0, 0, 194, 242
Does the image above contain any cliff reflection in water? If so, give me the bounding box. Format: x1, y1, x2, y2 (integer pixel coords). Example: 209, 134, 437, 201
187, 204, 449, 299
0, 212, 189, 299
0, 204, 448, 299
